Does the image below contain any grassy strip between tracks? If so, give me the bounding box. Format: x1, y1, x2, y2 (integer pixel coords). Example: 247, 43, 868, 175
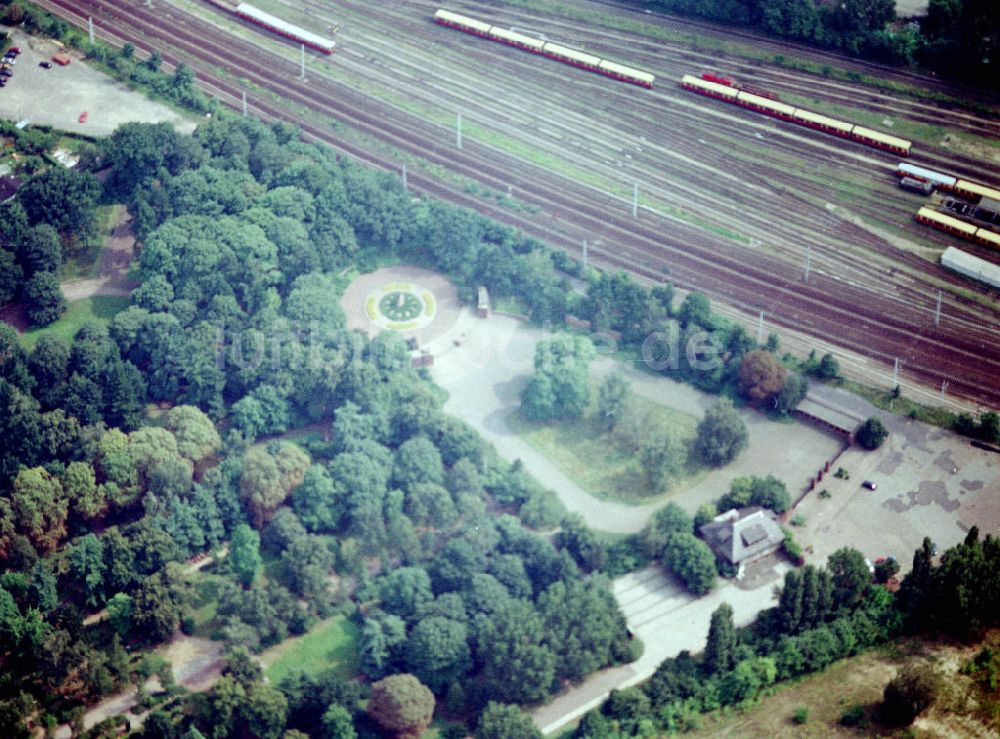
497, 0, 998, 120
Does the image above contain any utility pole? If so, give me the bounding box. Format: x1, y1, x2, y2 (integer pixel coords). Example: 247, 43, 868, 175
757, 311, 765, 344
242, 91, 247, 117
582, 240, 588, 272
401, 163, 407, 190
632, 182, 639, 218
934, 290, 942, 327
88, 17, 94, 44
803, 245, 812, 282
456, 111, 462, 149
940, 380, 949, 402
299, 44, 306, 80
892, 357, 901, 389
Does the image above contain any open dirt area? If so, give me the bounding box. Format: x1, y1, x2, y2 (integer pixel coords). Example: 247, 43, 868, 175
0, 29, 194, 137
791, 386, 1000, 570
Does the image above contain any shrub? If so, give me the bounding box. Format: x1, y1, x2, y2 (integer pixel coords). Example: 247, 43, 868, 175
792, 706, 809, 724
839, 703, 867, 727
882, 665, 940, 726
856, 417, 888, 450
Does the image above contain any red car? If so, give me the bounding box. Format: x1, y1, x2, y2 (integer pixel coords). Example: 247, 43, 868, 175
79, 112, 88, 123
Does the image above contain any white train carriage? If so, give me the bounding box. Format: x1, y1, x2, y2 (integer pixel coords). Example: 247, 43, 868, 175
433, 9, 492, 37
851, 125, 910, 156
791, 108, 854, 138
736, 91, 796, 120
235, 3, 335, 53
975, 227, 1000, 251
541, 42, 603, 71
681, 74, 739, 101
896, 163, 956, 190
598, 59, 654, 88
915, 206, 979, 239
954, 179, 1000, 204
487, 26, 545, 52
941, 247, 1000, 289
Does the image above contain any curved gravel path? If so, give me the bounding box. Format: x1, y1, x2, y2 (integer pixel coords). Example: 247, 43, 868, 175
430, 312, 844, 533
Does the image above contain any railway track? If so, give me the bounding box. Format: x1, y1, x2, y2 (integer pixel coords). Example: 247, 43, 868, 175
38, 0, 1000, 408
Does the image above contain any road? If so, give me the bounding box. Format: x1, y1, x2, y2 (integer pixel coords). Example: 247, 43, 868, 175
532, 564, 786, 735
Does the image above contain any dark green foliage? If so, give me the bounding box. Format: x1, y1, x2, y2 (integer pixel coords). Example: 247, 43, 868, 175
229, 524, 262, 587
661, 532, 716, 595
694, 398, 748, 466
404, 616, 471, 693
677, 292, 711, 329
873, 557, 900, 584
773, 372, 808, 415
703, 603, 736, 675
17, 166, 101, 242
18, 224, 62, 276
23, 271, 66, 326
556, 513, 608, 572
827, 547, 871, 610
641, 502, 693, 558
366, 674, 435, 738
718, 475, 791, 514
520, 335, 595, 421
839, 702, 867, 727
596, 371, 631, 432
856, 416, 888, 449
475, 701, 541, 739
0, 248, 21, 305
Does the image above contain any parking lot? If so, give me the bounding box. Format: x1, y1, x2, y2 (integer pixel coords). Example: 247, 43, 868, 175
792, 389, 1000, 569
0, 30, 195, 137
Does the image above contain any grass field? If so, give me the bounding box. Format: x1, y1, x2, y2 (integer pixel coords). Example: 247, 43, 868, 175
507, 393, 704, 505
686, 636, 1000, 738
261, 615, 360, 685
19, 295, 128, 350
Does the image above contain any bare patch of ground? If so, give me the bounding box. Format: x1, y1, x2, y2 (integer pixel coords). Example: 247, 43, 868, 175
60, 205, 138, 301
54, 631, 224, 738
0, 30, 195, 137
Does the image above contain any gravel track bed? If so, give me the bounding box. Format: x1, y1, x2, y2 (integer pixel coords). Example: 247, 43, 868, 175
45, 0, 1000, 406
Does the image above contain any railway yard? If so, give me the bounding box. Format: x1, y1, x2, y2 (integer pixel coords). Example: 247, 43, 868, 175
40, 0, 1000, 410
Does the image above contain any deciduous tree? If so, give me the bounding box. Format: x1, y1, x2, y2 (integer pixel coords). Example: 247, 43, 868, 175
366, 674, 434, 739
694, 399, 748, 467
24, 271, 66, 326
230, 524, 262, 587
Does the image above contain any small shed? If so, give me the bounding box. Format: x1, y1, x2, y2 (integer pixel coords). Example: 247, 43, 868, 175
477, 285, 490, 318
52, 53, 71, 66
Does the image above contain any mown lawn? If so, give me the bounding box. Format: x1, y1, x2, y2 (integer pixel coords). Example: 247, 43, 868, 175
507, 395, 704, 505
20, 295, 128, 350
261, 615, 360, 685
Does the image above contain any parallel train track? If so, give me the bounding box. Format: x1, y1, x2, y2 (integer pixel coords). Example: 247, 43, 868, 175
37, 0, 1000, 408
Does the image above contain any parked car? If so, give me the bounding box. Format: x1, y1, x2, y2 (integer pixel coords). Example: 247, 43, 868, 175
39, 61, 51, 69
0, 69, 12, 78
862, 480, 878, 491
9, 47, 20, 54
